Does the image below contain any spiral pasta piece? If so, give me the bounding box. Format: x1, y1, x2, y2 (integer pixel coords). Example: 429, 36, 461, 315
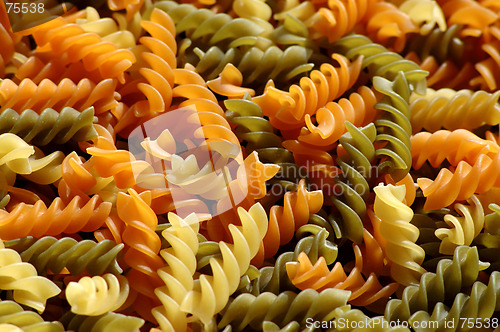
224, 94, 307, 186
152, 212, 200, 332
399, 0, 446, 34
373, 72, 412, 182
0, 301, 64, 331
192, 44, 314, 88
0, 78, 120, 114
262, 179, 323, 261
435, 195, 484, 254
333, 33, 428, 94
248, 226, 338, 296
439, 0, 497, 37
411, 129, 499, 169
149, 1, 266, 48
364, 1, 419, 52
28, 16, 135, 83
61, 311, 144, 332
286, 247, 399, 307
0, 240, 60, 313
180, 203, 268, 324
374, 183, 426, 286
116, 189, 163, 318
403, 24, 463, 63
252, 53, 363, 130
0, 195, 111, 240
410, 88, 500, 133
330, 122, 377, 243
3, 236, 124, 275
217, 288, 351, 331
0, 107, 98, 145
122, 9, 176, 119
385, 245, 488, 321
417, 152, 500, 210
296, 85, 379, 147
66, 274, 128, 316
409, 271, 500, 331
406, 52, 477, 90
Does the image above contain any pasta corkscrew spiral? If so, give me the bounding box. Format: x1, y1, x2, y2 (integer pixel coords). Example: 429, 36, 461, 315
0, 240, 61, 313
330, 122, 377, 243
0, 195, 111, 240
152, 212, 200, 332
287, 246, 399, 307
373, 72, 412, 182
0, 107, 98, 145
217, 288, 351, 331
418, 152, 500, 211
180, 203, 268, 324
374, 183, 426, 286
28, 17, 135, 83
66, 273, 129, 316
434, 195, 484, 254
408, 271, 500, 330
0, 301, 64, 331
3, 236, 124, 276
385, 245, 488, 321
333, 33, 428, 94
0, 78, 120, 115
411, 129, 499, 169
410, 88, 500, 133
252, 53, 363, 130
116, 189, 163, 319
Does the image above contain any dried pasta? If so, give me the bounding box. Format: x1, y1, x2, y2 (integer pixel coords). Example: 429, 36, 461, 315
1, 0, 500, 330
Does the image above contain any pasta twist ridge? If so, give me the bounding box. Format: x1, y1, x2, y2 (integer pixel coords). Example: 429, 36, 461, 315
29, 17, 135, 83
0, 78, 120, 115
192, 44, 315, 89
262, 179, 323, 261
248, 226, 338, 295
309, 0, 373, 43
0, 301, 64, 331
66, 273, 129, 316
0, 195, 111, 240
363, 1, 420, 52
180, 203, 268, 325
149, 1, 266, 48
217, 288, 351, 331
252, 53, 363, 130
333, 33, 428, 94
116, 189, 164, 315
0, 241, 61, 313
224, 94, 308, 186
61, 311, 145, 332
374, 183, 426, 286
286, 246, 399, 307
0, 107, 98, 145
435, 195, 485, 254
86, 127, 163, 189
4, 236, 124, 276
125, 9, 176, 118
408, 271, 500, 329
296, 85, 379, 147
152, 212, 200, 332
410, 88, 500, 133
385, 245, 488, 321
403, 24, 464, 64
411, 129, 500, 169
373, 72, 412, 182
417, 152, 500, 210
330, 122, 377, 243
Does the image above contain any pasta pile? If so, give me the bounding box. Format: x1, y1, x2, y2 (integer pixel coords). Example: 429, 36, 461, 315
2, 0, 500, 331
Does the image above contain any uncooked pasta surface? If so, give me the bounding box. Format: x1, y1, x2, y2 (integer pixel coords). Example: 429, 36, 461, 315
1, 0, 500, 331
